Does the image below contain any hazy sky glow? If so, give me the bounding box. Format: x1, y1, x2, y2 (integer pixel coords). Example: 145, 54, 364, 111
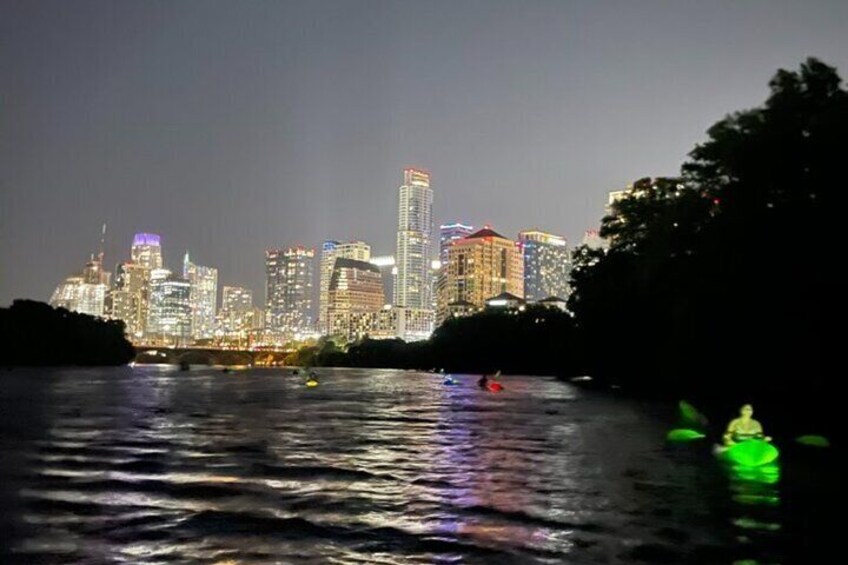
2, 0, 847, 304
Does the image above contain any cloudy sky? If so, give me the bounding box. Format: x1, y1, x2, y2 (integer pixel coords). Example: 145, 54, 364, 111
2, 0, 847, 304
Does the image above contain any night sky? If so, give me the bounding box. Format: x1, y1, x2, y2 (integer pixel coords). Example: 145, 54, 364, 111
2, 0, 847, 305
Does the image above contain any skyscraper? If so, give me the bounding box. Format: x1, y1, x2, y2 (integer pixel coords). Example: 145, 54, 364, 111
183, 252, 218, 341
519, 230, 572, 301
222, 286, 253, 314
327, 258, 385, 340
218, 286, 255, 339
439, 222, 474, 265
438, 227, 524, 323
318, 240, 371, 334
147, 269, 192, 344
50, 275, 107, 317
266, 246, 315, 336
131, 233, 163, 269
110, 261, 151, 338
49, 243, 109, 318
394, 168, 433, 311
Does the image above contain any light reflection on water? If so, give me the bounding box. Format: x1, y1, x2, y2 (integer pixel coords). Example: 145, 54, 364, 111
0, 366, 818, 563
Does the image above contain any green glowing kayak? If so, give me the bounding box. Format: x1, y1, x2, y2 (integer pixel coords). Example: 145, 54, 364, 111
714, 439, 779, 467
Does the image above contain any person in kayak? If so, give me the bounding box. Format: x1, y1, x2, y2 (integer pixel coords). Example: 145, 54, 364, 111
723, 404, 771, 446
477, 374, 489, 389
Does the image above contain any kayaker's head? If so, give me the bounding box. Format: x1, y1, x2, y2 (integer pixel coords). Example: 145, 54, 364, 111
740, 404, 754, 419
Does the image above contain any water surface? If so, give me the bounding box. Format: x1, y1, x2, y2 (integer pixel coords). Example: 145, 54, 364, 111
0, 367, 830, 563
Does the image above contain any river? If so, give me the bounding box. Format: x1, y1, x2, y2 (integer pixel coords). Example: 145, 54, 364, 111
0, 366, 835, 563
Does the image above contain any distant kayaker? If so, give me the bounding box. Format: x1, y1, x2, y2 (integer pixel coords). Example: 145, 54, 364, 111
477, 374, 489, 389
723, 404, 771, 446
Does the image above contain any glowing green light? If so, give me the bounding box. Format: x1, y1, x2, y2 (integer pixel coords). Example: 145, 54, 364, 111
796, 434, 830, 447
720, 439, 779, 467
679, 400, 708, 428
666, 428, 706, 442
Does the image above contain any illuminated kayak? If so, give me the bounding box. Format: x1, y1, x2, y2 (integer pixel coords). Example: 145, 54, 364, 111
714, 439, 779, 467
443, 377, 457, 386
305, 379, 319, 387
488, 382, 504, 392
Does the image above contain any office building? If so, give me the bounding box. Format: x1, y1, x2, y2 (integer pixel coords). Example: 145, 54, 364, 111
318, 240, 371, 333
519, 230, 571, 301
183, 252, 218, 341
438, 227, 523, 323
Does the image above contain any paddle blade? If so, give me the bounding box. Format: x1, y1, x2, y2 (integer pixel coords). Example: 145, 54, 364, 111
679, 400, 708, 428
667, 428, 706, 442
796, 435, 830, 448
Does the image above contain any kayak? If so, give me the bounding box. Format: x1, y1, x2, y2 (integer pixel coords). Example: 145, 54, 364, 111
443, 378, 457, 386
714, 439, 779, 467
488, 382, 504, 392
305, 379, 319, 387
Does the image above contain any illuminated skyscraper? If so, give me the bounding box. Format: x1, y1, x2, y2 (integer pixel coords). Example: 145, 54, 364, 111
438, 227, 524, 323
147, 269, 192, 343
319, 240, 370, 334
223, 286, 253, 314
49, 238, 109, 318
519, 230, 571, 301
183, 252, 218, 341
266, 246, 315, 336
110, 261, 151, 338
394, 168, 433, 311
217, 286, 255, 338
131, 233, 163, 269
327, 258, 384, 340
439, 222, 474, 264
50, 275, 107, 317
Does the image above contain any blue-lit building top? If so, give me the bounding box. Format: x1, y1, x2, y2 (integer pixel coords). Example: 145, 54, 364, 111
439, 222, 474, 264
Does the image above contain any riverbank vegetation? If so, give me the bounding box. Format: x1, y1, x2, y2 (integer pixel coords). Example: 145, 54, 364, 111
0, 300, 135, 366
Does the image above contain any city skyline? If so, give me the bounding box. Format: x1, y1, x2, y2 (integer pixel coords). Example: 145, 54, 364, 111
3, 1, 848, 305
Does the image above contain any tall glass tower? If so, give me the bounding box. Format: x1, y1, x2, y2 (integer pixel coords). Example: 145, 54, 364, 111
394, 168, 433, 310
183, 252, 218, 341
266, 246, 315, 336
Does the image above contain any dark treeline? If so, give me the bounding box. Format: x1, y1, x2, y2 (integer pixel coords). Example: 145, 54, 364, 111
0, 300, 135, 366
311, 59, 846, 438
303, 305, 576, 375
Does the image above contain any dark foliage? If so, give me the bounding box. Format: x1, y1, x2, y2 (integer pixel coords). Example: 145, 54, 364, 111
0, 300, 135, 366
311, 305, 576, 375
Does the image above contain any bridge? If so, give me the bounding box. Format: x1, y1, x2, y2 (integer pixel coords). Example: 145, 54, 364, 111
134, 346, 295, 367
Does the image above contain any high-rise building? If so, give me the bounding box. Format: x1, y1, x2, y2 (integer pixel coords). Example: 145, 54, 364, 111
318, 240, 371, 334
147, 268, 192, 343
265, 249, 285, 332
394, 168, 433, 311
49, 248, 109, 318
266, 247, 315, 336
439, 222, 474, 265
369, 255, 396, 306
519, 230, 572, 301
217, 286, 255, 339
437, 227, 524, 323
131, 233, 163, 270
50, 275, 107, 317
183, 252, 218, 341
222, 286, 253, 314
327, 258, 385, 340
110, 261, 151, 338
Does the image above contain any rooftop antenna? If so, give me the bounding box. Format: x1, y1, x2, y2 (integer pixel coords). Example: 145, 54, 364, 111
98, 222, 107, 266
